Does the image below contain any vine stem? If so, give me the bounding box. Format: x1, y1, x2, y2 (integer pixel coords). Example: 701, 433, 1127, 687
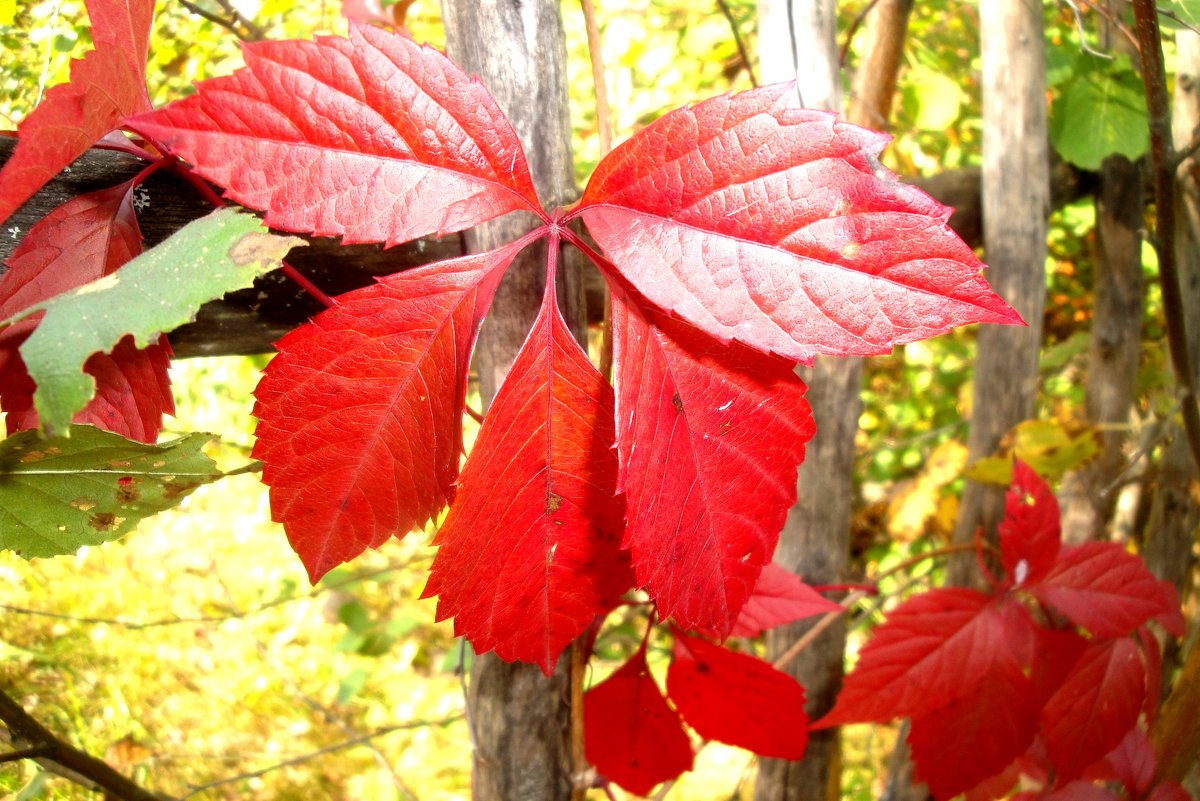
1132, 0, 1200, 472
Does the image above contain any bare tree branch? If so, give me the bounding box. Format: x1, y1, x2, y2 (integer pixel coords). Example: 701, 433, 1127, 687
0, 688, 170, 801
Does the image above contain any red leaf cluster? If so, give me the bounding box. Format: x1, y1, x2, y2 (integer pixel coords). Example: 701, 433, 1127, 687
816, 460, 1185, 800
120, 23, 1017, 671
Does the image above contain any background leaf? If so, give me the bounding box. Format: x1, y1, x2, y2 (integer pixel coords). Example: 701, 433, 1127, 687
0, 181, 173, 442
0, 425, 221, 558
666, 633, 808, 759
0, 0, 153, 226
584, 646, 694, 795
4, 208, 301, 437
1050, 55, 1149, 170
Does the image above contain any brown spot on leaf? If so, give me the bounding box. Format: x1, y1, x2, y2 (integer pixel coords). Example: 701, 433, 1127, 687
161, 480, 199, 502
107, 459, 133, 469
546, 492, 563, 514
228, 232, 303, 268
117, 480, 140, 504
89, 512, 125, 531
19, 450, 46, 464
70, 497, 98, 512
672, 393, 684, 414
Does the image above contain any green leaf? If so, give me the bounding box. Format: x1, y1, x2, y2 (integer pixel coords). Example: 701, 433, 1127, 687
1050, 55, 1148, 170
4, 208, 302, 436
902, 67, 964, 131
1160, 0, 1200, 30
0, 425, 223, 558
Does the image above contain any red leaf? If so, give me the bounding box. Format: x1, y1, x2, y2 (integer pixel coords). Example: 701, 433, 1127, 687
584, 645, 694, 795
964, 761, 1022, 801
127, 23, 543, 246
578, 83, 1021, 363
1145, 783, 1193, 801
611, 288, 814, 636
0, 335, 173, 443
253, 243, 520, 582
1030, 542, 1176, 638
1151, 580, 1186, 637
1138, 626, 1162, 725
816, 588, 1018, 726
908, 658, 1038, 801
1042, 638, 1145, 782
666, 634, 808, 759
1000, 459, 1061, 587
422, 287, 629, 674
0, 0, 152, 226
0, 183, 172, 442
1034, 783, 1123, 801
87, 0, 156, 72
730, 563, 842, 637
1029, 627, 1087, 708
1103, 728, 1156, 799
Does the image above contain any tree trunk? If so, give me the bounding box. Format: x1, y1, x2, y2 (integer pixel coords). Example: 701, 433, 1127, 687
754, 2, 852, 800
949, 0, 1049, 586
438, 2, 583, 800
1059, 1, 1144, 545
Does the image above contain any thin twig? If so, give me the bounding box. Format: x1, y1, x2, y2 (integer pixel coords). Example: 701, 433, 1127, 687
715, 0, 758, 87
176, 0, 246, 38
0, 560, 415, 630
579, 0, 613, 157
178, 716, 463, 800
838, 0, 883, 68
211, 0, 266, 39
1132, 0, 1200, 473
771, 589, 870, 672
1062, 0, 1115, 59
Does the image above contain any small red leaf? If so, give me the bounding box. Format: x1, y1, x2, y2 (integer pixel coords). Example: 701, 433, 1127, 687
666, 634, 808, 759
611, 288, 814, 637
1138, 626, 1162, 725
1030, 542, 1176, 638
1042, 638, 1145, 782
0, 182, 172, 442
127, 23, 542, 246
999, 459, 1061, 586
1152, 580, 1186, 637
423, 288, 629, 673
1145, 782, 1193, 801
584, 646, 694, 795
0, 0, 152, 226
1103, 728, 1156, 799
730, 563, 842, 637
815, 588, 1013, 726
908, 658, 1038, 801
253, 243, 520, 582
578, 83, 1021, 363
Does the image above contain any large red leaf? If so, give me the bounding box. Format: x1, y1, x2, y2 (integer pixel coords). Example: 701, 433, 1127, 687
584, 645, 694, 795
730, 563, 842, 638
1041, 638, 1145, 782
422, 288, 629, 674
0, 0, 153, 226
577, 83, 1021, 363
0, 182, 173, 442
816, 588, 1023, 726
666, 633, 807, 759
999, 459, 1061, 587
908, 658, 1038, 801
1030, 542, 1176, 638
611, 287, 814, 637
127, 23, 543, 246
253, 242, 521, 582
